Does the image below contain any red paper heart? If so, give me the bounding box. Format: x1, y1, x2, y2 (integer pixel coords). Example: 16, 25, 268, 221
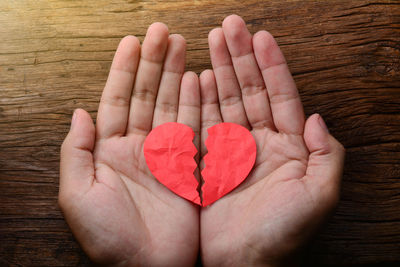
143, 122, 201, 205
143, 122, 256, 206
201, 123, 257, 206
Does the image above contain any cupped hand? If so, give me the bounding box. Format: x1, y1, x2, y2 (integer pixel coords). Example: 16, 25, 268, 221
199, 15, 345, 267
59, 23, 200, 266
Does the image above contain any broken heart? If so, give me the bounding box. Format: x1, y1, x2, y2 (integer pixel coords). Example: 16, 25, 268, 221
143, 122, 201, 205
143, 122, 256, 206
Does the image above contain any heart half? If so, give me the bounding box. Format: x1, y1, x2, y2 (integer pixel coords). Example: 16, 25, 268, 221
201, 122, 257, 206
143, 122, 256, 206
143, 122, 201, 205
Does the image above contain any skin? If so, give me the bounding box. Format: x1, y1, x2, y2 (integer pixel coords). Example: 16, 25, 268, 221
59, 15, 345, 267
59, 23, 200, 266
199, 15, 345, 266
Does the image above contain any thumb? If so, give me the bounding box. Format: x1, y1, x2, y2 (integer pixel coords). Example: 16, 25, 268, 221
303, 114, 345, 207
59, 109, 95, 204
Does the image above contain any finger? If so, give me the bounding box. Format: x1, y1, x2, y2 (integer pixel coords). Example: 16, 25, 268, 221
208, 27, 249, 128
127, 22, 169, 135
253, 30, 305, 135
59, 109, 95, 204
221, 15, 274, 130
199, 69, 222, 158
96, 36, 140, 139
152, 34, 186, 128
303, 114, 345, 208
177, 71, 201, 154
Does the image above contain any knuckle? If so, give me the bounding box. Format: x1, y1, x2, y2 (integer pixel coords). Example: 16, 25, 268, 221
269, 91, 299, 104
220, 95, 241, 107
100, 94, 130, 107
133, 88, 157, 102
241, 84, 266, 97
201, 119, 219, 128
170, 33, 186, 46
156, 101, 178, 114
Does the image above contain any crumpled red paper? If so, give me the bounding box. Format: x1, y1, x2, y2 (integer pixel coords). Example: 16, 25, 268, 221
201, 123, 256, 206
143, 122, 256, 206
143, 122, 201, 205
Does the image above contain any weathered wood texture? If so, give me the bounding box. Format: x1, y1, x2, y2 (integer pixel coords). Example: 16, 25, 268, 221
0, 0, 399, 266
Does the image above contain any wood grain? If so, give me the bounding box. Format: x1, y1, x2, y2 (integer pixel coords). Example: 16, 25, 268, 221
0, 0, 399, 266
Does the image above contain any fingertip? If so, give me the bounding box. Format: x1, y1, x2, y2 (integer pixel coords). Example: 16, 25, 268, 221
221, 14, 252, 57
74, 109, 95, 135
111, 35, 141, 73
304, 114, 329, 153
60, 109, 95, 201
120, 35, 140, 48
74, 108, 94, 125
178, 71, 201, 135
142, 22, 169, 61
253, 30, 286, 70
253, 30, 274, 46
118, 36, 141, 60
184, 70, 198, 76
208, 28, 223, 45
168, 34, 186, 58
303, 114, 345, 207
208, 28, 231, 68
304, 114, 345, 157
64, 108, 95, 152
163, 34, 186, 73
199, 69, 216, 90
146, 23, 169, 44
182, 71, 200, 90
148, 22, 169, 35
222, 14, 245, 30
199, 69, 214, 83
70, 109, 88, 131
317, 113, 330, 133
169, 33, 186, 49
70, 109, 78, 130
209, 27, 222, 35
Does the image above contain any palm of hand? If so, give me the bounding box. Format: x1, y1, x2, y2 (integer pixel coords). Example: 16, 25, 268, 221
201, 130, 315, 264
87, 135, 197, 264
199, 15, 343, 266
59, 23, 200, 266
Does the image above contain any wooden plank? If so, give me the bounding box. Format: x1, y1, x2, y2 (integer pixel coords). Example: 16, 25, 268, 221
0, 0, 399, 265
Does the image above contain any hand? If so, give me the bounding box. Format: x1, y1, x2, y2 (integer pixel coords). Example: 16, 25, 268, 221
199, 15, 345, 266
59, 23, 200, 266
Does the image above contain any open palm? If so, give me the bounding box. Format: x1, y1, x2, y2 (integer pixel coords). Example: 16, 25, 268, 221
59, 15, 345, 266
59, 24, 200, 266
199, 15, 345, 266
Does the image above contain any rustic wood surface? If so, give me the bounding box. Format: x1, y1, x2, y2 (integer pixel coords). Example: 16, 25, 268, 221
0, 0, 399, 266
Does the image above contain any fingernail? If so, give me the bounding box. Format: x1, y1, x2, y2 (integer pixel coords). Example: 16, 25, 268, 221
318, 114, 329, 133
71, 110, 77, 130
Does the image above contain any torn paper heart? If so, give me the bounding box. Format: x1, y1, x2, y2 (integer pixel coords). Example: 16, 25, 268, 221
143, 122, 256, 206
143, 122, 201, 205
201, 123, 257, 206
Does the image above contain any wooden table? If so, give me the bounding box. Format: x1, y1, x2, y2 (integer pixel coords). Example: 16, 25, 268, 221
1, 0, 399, 266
